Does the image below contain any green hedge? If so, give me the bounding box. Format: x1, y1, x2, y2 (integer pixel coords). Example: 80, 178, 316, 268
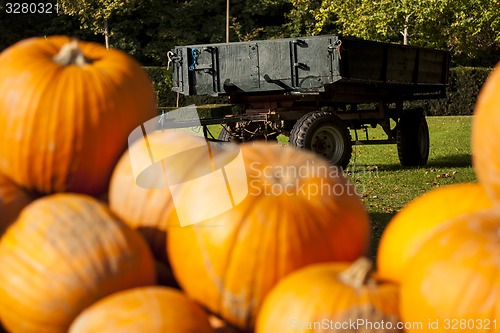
144, 66, 493, 116
421, 67, 493, 116
143, 66, 170, 107
160, 104, 235, 119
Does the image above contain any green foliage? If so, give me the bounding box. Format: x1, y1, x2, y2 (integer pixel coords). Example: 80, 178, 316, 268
284, 0, 325, 36
0, 1, 99, 51
446, 0, 500, 66
1, 0, 498, 67
161, 104, 234, 119
58, 0, 135, 36
308, 0, 449, 45
287, 0, 500, 66
52, 0, 291, 63
143, 66, 172, 106
423, 67, 493, 116
230, 0, 292, 40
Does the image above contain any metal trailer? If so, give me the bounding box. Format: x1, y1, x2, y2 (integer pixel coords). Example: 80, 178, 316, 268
168, 34, 450, 168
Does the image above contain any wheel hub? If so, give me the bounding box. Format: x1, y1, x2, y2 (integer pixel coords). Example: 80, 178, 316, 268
311, 127, 343, 159
312, 136, 331, 155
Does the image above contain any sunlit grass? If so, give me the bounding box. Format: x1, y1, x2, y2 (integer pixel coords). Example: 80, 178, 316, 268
207, 116, 476, 257
344, 116, 476, 257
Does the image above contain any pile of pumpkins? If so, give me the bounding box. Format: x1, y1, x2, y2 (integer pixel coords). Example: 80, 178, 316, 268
0, 35, 498, 333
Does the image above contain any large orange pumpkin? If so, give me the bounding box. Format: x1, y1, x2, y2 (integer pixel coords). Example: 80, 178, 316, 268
69, 286, 214, 333
109, 130, 214, 262
400, 209, 500, 333
377, 182, 492, 283
472, 63, 500, 204
0, 193, 156, 333
0, 36, 157, 196
0, 172, 33, 236
168, 142, 371, 329
256, 258, 401, 333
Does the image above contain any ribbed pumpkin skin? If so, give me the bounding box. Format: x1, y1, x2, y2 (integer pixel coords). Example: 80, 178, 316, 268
0, 36, 157, 196
69, 286, 214, 333
0, 193, 156, 333
472, 63, 500, 204
400, 209, 500, 333
0, 173, 33, 235
109, 131, 211, 262
256, 261, 401, 333
168, 142, 371, 330
377, 182, 493, 283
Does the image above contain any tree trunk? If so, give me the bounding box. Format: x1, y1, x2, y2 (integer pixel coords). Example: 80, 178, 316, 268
402, 14, 410, 45
104, 19, 109, 49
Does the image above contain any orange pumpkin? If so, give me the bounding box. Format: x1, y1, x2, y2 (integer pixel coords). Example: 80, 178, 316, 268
0, 36, 157, 196
472, 63, 500, 204
69, 286, 214, 333
400, 209, 500, 333
0, 193, 156, 333
256, 258, 401, 333
0, 172, 33, 236
109, 130, 213, 262
377, 182, 493, 283
168, 142, 371, 329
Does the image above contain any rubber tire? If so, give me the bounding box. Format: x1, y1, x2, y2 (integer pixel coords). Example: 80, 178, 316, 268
397, 111, 430, 166
218, 127, 233, 142
289, 111, 352, 169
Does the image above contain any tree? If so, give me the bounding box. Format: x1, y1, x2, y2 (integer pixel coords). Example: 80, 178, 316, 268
58, 0, 135, 48
0, 1, 98, 53
228, 0, 291, 41
284, 0, 326, 36
286, 0, 500, 66
446, 0, 500, 66
108, 0, 292, 64
104, 0, 227, 64
288, 0, 449, 45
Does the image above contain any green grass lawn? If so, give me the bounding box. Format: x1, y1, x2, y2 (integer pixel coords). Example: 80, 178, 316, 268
208, 116, 476, 258
344, 116, 476, 258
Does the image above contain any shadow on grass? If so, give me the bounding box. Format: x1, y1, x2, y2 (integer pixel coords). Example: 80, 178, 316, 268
351, 153, 472, 173
427, 153, 472, 168
368, 211, 396, 261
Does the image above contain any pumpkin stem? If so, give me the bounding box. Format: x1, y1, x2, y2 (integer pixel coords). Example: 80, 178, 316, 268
338, 257, 374, 288
53, 40, 91, 66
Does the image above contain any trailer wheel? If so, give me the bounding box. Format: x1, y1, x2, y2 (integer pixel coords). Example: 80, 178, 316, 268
397, 111, 429, 166
289, 112, 352, 169
218, 127, 234, 142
